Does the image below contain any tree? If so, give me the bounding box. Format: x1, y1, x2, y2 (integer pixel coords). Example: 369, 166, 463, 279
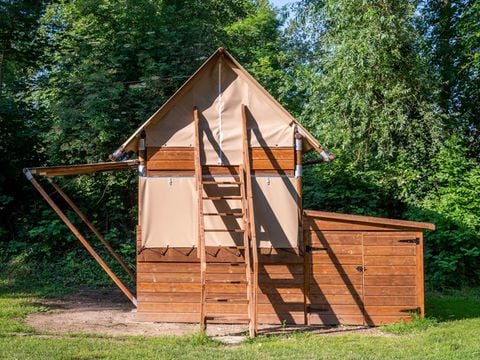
0, 1, 50, 244
13, 0, 287, 261
287, 0, 446, 217
405, 137, 480, 286
295, 0, 443, 167
421, 0, 480, 157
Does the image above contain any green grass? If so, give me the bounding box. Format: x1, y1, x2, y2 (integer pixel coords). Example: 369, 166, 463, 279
1, 261, 480, 359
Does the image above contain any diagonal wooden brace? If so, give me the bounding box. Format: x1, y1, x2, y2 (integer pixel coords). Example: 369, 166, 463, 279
23, 168, 137, 307
47, 178, 135, 280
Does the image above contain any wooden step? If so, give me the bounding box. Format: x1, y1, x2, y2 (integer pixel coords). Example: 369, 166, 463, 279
202, 181, 241, 185
205, 279, 247, 284
203, 212, 244, 217
204, 229, 245, 233
202, 196, 242, 200
203, 164, 239, 168
205, 315, 250, 322
207, 262, 245, 266
205, 298, 249, 304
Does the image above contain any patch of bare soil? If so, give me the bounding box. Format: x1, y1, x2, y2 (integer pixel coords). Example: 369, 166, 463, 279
26, 288, 388, 338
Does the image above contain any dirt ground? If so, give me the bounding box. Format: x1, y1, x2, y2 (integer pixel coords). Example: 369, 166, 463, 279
26, 288, 385, 340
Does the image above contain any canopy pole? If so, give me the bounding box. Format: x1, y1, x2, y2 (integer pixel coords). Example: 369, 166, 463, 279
24, 169, 137, 307
47, 178, 135, 281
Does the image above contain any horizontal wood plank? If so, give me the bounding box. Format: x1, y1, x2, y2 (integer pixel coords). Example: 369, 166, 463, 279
363, 296, 417, 306
311, 274, 363, 286
311, 264, 364, 275
309, 314, 364, 326
146, 147, 294, 171
363, 286, 416, 296
364, 276, 416, 286
364, 266, 416, 276
364, 246, 416, 256
364, 315, 412, 326
309, 232, 362, 245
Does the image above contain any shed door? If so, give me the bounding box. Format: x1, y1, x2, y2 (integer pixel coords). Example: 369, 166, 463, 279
307, 231, 422, 326
363, 232, 422, 325
307, 232, 365, 325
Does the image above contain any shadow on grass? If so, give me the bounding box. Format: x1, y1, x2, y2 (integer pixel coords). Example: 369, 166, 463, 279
426, 288, 480, 322
383, 289, 480, 335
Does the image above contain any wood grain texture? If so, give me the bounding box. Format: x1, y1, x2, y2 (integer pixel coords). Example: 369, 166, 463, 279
146, 147, 294, 171
134, 215, 426, 326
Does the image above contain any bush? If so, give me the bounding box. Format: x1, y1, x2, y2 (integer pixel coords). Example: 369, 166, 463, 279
405, 137, 480, 287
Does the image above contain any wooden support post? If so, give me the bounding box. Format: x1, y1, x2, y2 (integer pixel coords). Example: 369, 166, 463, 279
47, 178, 135, 280
137, 131, 146, 258
303, 229, 311, 325
24, 169, 137, 307
417, 233, 425, 317
239, 164, 253, 331
295, 131, 304, 249
242, 104, 258, 337
193, 107, 207, 333
295, 131, 307, 324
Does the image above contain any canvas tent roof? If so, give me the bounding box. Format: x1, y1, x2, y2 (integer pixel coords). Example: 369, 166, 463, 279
111, 48, 329, 160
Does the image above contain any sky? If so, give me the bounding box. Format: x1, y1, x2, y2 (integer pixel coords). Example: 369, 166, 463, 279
271, 0, 297, 8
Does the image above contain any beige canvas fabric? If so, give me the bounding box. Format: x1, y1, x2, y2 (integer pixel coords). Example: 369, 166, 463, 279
115, 49, 323, 159
140, 176, 198, 248
140, 175, 298, 248
145, 56, 295, 165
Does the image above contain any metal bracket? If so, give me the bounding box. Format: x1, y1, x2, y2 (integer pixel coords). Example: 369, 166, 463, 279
295, 137, 303, 151
23, 168, 33, 181
320, 150, 330, 162
295, 165, 303, 178
400, 307, 421, 314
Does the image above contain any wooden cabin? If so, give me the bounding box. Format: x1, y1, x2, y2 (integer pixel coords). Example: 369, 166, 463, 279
25, 48, 434, 337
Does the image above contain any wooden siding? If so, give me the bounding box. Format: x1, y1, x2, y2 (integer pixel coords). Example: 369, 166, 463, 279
136, 214, 426, 326
304, 226, 424, 326
145, 147, 294, 175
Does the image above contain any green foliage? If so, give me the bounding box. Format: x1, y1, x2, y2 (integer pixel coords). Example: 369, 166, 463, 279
426, 288, 480, 322
0, 1, 51, 245
291, 0, 479, 286
295, 0, 444, 168
405, 137, 480, 286
381, 314, 438, 335
303, 155, 404, 217
1, 268, 480, 359
0, 0, 478, 291
421, 0, 480, 156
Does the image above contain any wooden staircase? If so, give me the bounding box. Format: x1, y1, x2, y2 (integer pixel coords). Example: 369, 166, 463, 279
193, 106, 258, 337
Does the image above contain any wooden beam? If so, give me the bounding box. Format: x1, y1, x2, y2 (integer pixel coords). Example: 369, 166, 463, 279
294, 131, 304, 249
28, 160, 139, 177
304, 210, 435, 231
239, 164, 253, 334
47, 178, 135, 280
24, 169, 137, 306
242, 104, 258, 337
193, 107, 207, 333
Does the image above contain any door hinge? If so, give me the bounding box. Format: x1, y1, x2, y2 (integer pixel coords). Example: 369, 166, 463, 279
400, 307, 421, 314
398, 238, 420, 245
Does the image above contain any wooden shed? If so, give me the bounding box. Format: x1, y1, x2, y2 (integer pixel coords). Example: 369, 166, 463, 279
24, 48, 434, 337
